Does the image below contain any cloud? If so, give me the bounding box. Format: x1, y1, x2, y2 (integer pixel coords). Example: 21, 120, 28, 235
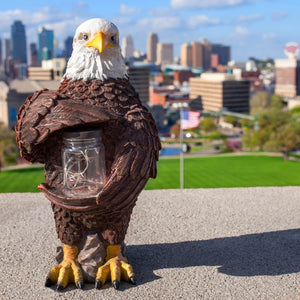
235, 25, 249, 35
271, 11, 288, 21
0, 7, 89, 49
238, 14, 263, 22
170, 0, 244, 9
43, 17, 85, 39
0, 7, 67, 32
120, 4, 141, 15
113, 17, 133, 26
137, 16, 181, 31
262, 32, 276, 40
188, 15, 221, 28
148, 7, 177, 17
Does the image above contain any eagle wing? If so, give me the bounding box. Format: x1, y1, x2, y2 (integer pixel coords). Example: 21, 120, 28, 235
16, 87, 161, 210
96, 105, 161, 209
16, 89, 119, 163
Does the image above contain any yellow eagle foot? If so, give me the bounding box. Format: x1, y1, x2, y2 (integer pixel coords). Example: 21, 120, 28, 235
45, 244, 83, 291
95, 244, 136, 290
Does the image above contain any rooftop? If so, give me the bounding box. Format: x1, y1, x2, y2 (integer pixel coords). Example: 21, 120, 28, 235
9, 79, 60, 93
0, 187, 299, 299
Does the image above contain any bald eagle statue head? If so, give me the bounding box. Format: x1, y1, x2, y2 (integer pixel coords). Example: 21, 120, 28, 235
63, 18, 127, 82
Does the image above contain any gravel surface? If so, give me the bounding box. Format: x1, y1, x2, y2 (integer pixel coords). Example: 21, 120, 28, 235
0, 187, 299, 300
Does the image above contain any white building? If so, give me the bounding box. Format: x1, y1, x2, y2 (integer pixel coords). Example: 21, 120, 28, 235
121, 35, 134, 60
156, 43, 173, 65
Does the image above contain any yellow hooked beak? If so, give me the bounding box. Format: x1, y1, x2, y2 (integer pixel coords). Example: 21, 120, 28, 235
86, 32, 115, 53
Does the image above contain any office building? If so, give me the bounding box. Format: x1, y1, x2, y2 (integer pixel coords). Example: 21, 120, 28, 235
122, 35, 134, 59
38, 27, 54, 64
190, 73, 250, 113
202, 39, 211, 70
156, 43, 173, 65
5, 39, 11, 60
127, 66, 149, 104
11, 20, 27, 64
180, 43, 193, 67
0, 39, 2, 66
28, 58, 66, 81
191, 42, 203, 68
275, 58, 300, 98
30, 43, 39, 66
211, 43, 231, 66
147, 33, 158, 63
0, 80, 60, 129
64, 36, 73, 59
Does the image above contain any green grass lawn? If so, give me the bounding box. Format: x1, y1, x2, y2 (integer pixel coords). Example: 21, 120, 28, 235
1, 155, 300, 192
0, 167, 45, 193
145, 155, 300, 189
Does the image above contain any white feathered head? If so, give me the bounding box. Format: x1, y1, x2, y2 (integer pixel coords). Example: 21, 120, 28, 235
63, 18, 127, 82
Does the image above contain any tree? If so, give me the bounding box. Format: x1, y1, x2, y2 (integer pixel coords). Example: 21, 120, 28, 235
242, 128, 254, 150
250, 91, 270, 115
224, 115, 237, 126
201, 117, 217, 133
241, 117, 254, 129
262, 123, 300, 160
249, 106, 300, 158
290, 105, 300, 115
270, 94, 284, 109
0, 123, 18, 169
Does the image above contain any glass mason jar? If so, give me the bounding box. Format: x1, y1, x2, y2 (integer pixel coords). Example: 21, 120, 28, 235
62, 129, 106, 198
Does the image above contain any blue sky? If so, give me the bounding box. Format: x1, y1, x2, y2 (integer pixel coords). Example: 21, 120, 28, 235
0, 0, 297, 61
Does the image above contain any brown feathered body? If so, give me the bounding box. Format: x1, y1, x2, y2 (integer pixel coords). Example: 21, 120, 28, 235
16, 77, 160, 249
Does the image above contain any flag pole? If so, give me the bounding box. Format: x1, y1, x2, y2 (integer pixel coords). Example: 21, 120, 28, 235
180, 108, 184, 189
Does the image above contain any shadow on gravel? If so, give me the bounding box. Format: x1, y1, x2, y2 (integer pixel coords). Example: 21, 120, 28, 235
128, 228, 300, 285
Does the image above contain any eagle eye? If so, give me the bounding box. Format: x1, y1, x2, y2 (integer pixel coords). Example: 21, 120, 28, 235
110, 35, 117, 44
83, 34, 89, 41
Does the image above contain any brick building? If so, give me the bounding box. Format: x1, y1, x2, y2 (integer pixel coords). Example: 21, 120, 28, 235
275, 58, 300, 98
173, 70, 195, 85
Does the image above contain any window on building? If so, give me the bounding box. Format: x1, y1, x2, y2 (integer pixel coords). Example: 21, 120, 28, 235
10, 108, 17, 122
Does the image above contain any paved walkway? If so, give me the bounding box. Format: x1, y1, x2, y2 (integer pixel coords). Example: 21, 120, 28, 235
0, 188, 299, 299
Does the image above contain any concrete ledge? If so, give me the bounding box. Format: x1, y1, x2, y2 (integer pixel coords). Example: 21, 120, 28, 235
0, 187, 299, 299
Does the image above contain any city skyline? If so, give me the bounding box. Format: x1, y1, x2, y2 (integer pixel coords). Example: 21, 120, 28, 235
0, 0, 297, 62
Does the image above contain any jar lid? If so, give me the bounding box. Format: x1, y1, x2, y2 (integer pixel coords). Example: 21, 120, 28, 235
62, 128, 102, 140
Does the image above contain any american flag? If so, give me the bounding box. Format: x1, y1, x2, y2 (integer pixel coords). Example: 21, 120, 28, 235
181, 110, 200, 130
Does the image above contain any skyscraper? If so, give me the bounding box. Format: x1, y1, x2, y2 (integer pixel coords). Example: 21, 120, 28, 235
121, 35, 134, 59
147, 33, 158, 63
38, 27, 54, 64
64, 36, 73, 59
211, 44, 231, 66
0, 39, 2, 66
11, 20, 27, 64
202, 39, 212, 70
30, 43, 39, 66
156, 43, 173, 65
191, 42, 204, 68
181, 43, 193, 67
5, 39, 11, 59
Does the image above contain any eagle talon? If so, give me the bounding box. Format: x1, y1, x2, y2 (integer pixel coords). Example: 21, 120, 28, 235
95, 244, 135, 290
45, 278, 54, 287
45, 244, 83, 291
95, 280, 102, 289
129, 276, 136, 285
113, 280, 120, 290
56, 284, 63, 291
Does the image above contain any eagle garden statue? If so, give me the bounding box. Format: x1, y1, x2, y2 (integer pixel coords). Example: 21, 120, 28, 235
15, 18, 161, 291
